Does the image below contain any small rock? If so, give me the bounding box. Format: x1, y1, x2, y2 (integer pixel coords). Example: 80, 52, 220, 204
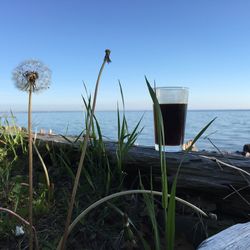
15, 226, 25, 236
245, 152, 250, 157
182, 140, 198, 152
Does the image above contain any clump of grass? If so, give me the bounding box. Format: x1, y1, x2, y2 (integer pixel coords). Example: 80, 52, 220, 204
0, 113, 27, 159
0, 115, 27, 207
116, 81, 143, 182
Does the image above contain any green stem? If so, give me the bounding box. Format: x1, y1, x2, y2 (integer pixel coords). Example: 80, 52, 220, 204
33, 142, 50, 188
59, 50, 111, 250
28, 89, 33, 250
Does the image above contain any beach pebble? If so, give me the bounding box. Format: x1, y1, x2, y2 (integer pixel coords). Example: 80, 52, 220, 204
15, 226, 25, 236
245, 152, 250, 157
182, 140, 198, 151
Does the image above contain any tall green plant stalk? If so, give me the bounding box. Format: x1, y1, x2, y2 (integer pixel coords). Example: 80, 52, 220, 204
28, 88, 34, 250
59, 49, 111, 250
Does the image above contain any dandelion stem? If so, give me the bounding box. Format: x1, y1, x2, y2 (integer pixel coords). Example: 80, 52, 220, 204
59, 50, 111, 250
12, 59, 51, 250
28, 88, 34, 250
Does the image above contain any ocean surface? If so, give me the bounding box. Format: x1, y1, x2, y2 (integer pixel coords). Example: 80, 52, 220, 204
1, 110, 250, 152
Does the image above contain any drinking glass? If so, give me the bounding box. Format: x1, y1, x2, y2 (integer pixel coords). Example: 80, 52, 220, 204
154, 87, 189, 152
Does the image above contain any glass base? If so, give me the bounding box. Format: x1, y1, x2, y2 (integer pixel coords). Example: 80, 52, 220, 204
155, 144, 182, 152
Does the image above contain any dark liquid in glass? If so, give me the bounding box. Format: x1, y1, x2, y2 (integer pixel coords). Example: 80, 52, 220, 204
154, 103, 187, 146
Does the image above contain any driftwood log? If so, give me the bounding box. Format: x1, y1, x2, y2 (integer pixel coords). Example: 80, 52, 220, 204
35, 134, 250, 247
36, 134, 250, 218
105, 142, 250, 218
197, 222, 250, 250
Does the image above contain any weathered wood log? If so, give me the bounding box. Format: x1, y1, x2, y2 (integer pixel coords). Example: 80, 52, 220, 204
197, 222, 250, 250
104, 142, 250, 218
34, 134, 250, 247
35, 134, 250, 218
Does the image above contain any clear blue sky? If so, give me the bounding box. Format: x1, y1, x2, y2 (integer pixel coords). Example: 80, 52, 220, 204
0, 0, 250, 111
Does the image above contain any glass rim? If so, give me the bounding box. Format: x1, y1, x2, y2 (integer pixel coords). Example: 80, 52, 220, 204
155, 86, 189, 90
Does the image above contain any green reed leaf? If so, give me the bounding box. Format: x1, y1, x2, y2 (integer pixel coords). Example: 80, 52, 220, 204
167, 117, 216, 250
139, 172, 161, 250
145, 77, 168, 209
185, 117, 217, 152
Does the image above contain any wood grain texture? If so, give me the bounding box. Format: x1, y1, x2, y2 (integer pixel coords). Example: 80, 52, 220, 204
197, 222, 250, 250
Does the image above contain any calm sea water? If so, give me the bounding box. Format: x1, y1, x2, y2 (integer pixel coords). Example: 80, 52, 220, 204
1, 110, 250, 152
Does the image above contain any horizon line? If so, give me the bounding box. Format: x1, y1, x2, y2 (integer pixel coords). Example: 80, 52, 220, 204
1, 108, 250, 113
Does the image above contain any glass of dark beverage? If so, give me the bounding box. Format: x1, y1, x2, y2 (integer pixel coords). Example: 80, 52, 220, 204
154, 87, 189, 152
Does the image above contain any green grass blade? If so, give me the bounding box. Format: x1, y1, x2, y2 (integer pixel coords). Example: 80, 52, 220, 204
82, 167, 96, 191
56, 153, 76, 181
146, 77, 168, 209
167, 117, 216, 249
185, 117, 217, 152
167, 180, 176, 250
33, 142, 50, 188
74, 130, 84, 143
139, 173, 161, 250
93, 115, 103, 142
117, 104, 121, 142
60, 134, 75, 145
118, 80, 125, 110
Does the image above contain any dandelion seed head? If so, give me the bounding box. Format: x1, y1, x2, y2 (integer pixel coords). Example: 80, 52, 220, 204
12, 59, 51, 93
